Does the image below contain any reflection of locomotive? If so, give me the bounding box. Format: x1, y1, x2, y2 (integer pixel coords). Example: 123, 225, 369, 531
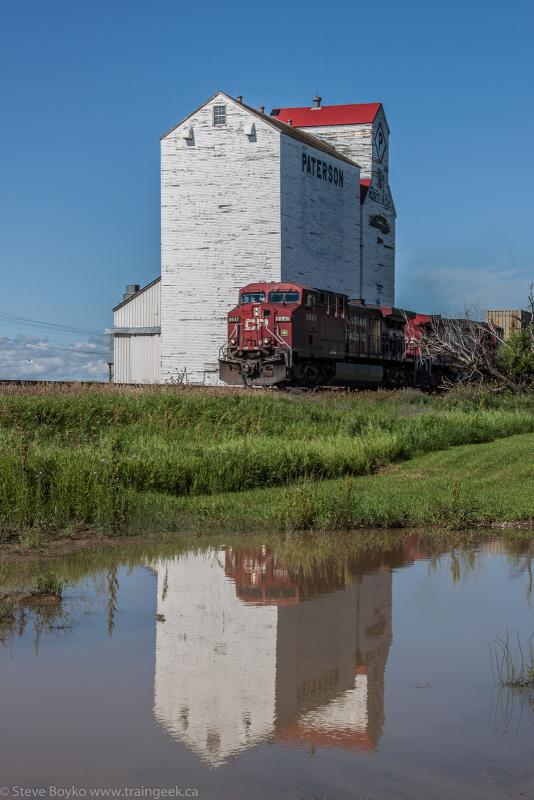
223, 545, 396, 752
154, 540, 435, 765
219, 281, 452, 389
224, 547, 300, 606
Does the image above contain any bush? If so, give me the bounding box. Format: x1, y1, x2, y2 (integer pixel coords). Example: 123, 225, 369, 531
500, 331, 534, 385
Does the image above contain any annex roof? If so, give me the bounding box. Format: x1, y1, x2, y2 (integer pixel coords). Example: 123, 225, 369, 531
271, 103, 382, 128
161, 92, 360, 169
112, 276, 160, 313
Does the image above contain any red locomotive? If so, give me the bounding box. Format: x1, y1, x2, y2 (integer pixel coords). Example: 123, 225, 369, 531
219, 281, 441, 389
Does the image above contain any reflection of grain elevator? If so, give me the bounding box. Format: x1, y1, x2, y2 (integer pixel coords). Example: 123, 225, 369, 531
110, 92, 395, 384
152, 547, 393, 766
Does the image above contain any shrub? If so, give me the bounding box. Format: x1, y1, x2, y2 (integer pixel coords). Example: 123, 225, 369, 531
499, 331, 534, 385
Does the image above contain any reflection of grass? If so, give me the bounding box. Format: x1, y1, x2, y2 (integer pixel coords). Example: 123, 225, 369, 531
1, 529, 531, 609
490, 634, 534, 688
0, 581, 68, 650
0, 599, 15, 625
2, 387, 534, 534
490, 633, 534, 738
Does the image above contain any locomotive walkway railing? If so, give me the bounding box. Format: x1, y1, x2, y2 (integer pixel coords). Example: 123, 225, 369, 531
219, 325, 239, 360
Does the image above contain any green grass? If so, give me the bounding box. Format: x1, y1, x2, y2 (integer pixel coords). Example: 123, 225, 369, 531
1, 385, 534, 534
34, 571, 64, 598
125, 433, 534, 532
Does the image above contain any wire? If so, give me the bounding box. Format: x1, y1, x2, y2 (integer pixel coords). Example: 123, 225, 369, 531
0, 320, 108, 341
0, 336, 110, 357
0, 310, 105, 338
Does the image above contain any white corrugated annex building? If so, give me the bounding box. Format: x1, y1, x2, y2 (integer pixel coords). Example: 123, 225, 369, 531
111, 92, 396, 384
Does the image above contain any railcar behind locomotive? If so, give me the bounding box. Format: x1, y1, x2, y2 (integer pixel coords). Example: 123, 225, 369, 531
219, 282, 442, 389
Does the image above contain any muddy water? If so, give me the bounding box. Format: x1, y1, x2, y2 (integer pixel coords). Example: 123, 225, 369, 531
1, 533, 534, 799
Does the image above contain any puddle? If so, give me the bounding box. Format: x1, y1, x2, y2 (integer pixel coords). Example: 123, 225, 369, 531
1, 533, 533, 798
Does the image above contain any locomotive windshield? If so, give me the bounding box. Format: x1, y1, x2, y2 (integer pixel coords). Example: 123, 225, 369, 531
240, 292, 265, 304
268, 291, 300, 304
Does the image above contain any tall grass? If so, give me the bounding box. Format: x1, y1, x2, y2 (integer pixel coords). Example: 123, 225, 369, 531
126, 432, 534, 533
2, 387, 534, 533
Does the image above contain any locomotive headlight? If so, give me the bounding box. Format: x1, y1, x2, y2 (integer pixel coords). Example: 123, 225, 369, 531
263, 338, 270, 345
230, 338, 236, 345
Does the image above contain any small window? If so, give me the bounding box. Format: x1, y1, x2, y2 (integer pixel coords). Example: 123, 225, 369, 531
213, 105, 226, 126
306, 294, 316, 310
268, 291, 300, 304
336, 296, 345, 318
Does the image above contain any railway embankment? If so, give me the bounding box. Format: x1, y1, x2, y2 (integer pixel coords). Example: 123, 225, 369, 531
1, 384, 534, 545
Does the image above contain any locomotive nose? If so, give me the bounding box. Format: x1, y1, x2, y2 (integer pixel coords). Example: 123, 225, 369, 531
220, 291, 291, 387
240, 305, 274, 350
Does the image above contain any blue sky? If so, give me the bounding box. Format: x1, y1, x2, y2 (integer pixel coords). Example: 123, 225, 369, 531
0, 0, 533, 378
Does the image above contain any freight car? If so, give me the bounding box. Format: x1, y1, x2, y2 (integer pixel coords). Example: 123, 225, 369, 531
219, 281, 443, 389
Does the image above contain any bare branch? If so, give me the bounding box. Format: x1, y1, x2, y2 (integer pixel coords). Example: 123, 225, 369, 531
417, 314, 521, 391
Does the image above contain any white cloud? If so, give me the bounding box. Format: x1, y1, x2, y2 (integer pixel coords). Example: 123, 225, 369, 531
0, 336, 109, 381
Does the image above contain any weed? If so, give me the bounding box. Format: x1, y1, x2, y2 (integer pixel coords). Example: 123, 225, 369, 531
490, 633, 534, 688
279, 481, 317, 531
34, 571, 64, 598
431, 479, 482, 530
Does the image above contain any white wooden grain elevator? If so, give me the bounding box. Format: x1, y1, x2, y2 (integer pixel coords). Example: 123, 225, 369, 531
111, 92, 395, 384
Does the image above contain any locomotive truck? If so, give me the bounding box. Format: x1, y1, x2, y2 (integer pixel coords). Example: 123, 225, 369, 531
219, 281, 445, 389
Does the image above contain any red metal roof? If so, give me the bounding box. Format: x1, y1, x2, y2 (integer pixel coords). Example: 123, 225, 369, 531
360, 178, 372, 203
271, 103, 381, 128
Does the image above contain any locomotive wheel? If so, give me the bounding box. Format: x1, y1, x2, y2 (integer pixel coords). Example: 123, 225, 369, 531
303, 363, 322, 387
395, 370, 407, 389
385, 369, 407, 389
295, 361, 323, 388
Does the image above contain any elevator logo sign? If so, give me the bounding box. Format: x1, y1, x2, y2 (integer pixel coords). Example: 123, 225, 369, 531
374, 122, 387, 163
301, 153, 344, 187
